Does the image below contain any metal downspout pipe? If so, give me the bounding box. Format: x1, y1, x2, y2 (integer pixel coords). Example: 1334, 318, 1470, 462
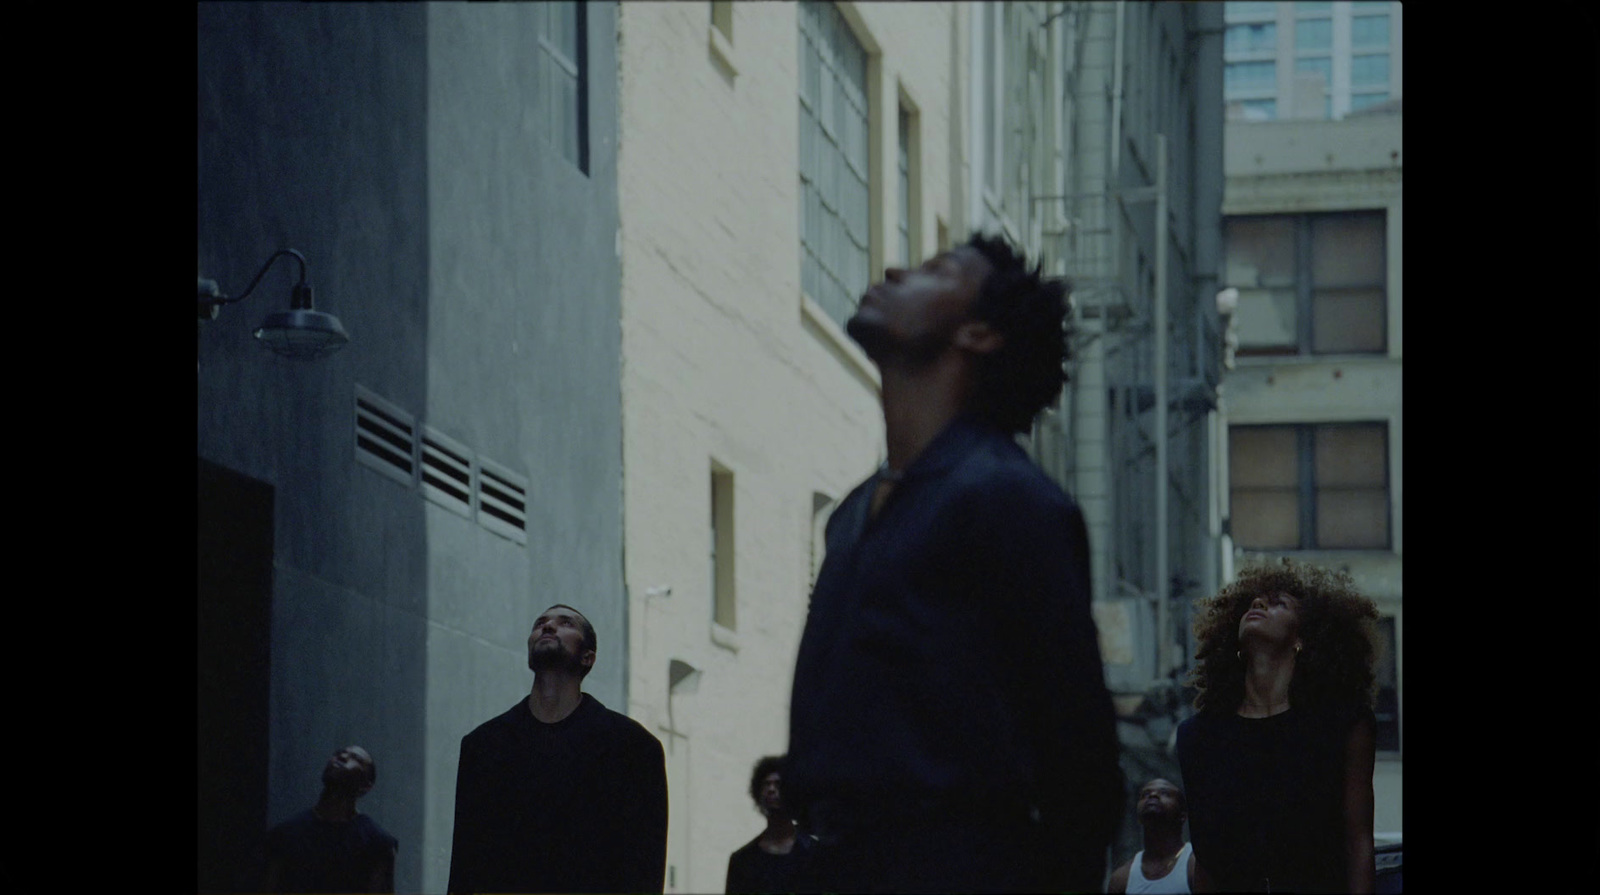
1154, 131, 1170, 682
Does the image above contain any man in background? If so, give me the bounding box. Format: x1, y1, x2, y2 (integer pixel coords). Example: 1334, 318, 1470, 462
1107, 778, 1210, 894
725, 755, 815, 893
264, 745, 397, 893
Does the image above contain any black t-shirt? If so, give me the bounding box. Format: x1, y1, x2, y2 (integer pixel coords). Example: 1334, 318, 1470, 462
265, 809, 397, 894
447, 693, 668, 894
1175, 704, 1372, 894
724, 832, 815, 894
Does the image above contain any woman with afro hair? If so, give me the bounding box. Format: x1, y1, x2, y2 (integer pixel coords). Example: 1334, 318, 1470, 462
1175, 560, 1379, 893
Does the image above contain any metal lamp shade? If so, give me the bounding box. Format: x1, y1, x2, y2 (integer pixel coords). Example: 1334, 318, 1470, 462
254, 308, 350, 360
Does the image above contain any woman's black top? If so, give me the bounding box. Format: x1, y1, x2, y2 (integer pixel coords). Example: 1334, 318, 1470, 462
1175, 703, 1373, 893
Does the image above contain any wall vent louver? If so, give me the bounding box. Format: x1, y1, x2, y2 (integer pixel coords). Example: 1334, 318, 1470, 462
420, 426, 474, 519
354, 386, 417, 487
476, 457, 529, 545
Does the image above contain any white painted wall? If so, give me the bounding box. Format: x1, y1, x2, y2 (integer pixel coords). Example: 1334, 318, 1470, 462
616, 3, 964, 890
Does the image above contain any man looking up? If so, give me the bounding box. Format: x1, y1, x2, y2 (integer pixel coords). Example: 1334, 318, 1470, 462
264, 745, 397, 893
785, 234, 1123, 893
448, 604, 668, 894
1107, 778, 1211, 894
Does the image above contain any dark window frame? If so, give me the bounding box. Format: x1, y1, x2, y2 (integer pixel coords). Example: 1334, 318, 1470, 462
1225, 210, 1388, 357
1229, 421, 1392, 551
536, 1, 589, 174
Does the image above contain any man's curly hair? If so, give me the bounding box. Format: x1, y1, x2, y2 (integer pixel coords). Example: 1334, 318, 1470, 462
964, 233, 1072, 435
1185, 559, 1379, 715
748, 755, 784, 809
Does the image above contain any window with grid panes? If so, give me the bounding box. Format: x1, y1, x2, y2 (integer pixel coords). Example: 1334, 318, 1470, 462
1352, 53, 1389, 86
711, 465, 736, 630
983, 3, 1002, 201
1226, 1, 1278, 18
1229, 423, 1390, 551
1294, 17, 1332, 51
1225, 21, 1276, 53
1226, 61, 1277, 92
536, 2, 586, 172
1224, 211, 1386, 355
798, 0, 871, 329
1351, 13, 1391, 47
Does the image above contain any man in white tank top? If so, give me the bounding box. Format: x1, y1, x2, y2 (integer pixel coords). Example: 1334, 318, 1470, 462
1105, 778, 1210, 894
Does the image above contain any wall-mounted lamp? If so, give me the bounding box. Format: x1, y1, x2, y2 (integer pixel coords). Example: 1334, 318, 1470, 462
198, 248, 349, 360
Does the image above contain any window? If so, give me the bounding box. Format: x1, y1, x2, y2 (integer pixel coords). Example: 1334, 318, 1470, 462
1352, 14, 1391, 47
536, 2, 587, 172
897, 103, 920, 267
809, 492, 834, 593
1225, 61, 1277, 92
1351, 91, 1390, 111
1351, 53, 1389, 86
1225, 1, 1278, 19
1295, 57, 1332, 84
982, 3, 1002, 199
711, 1, 732, 41
1294, 18, 1332, 52
711, 465, 736, 631
798, 0, 871, 329
1229, 423, 1390, 551
1225, 22, 1277, 53
1224, 211, 1386, 355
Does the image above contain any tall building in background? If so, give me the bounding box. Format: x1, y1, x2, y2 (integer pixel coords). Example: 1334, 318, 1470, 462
1217, 0, 1403, 846
197, 5, 624, 893
1223, 1, 1401, 122
613, 3, 964, 891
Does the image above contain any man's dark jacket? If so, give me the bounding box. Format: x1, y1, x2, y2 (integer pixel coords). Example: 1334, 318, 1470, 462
786, 414, 1123, 883
447, 692, 667, 894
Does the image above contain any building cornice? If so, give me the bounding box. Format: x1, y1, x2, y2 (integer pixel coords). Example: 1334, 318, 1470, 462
1224, 167, 1401, 215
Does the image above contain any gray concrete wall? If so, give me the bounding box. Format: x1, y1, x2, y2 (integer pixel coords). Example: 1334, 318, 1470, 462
198, 5, 432, 890
197, 4, 623, 892
419, 3, 623, 891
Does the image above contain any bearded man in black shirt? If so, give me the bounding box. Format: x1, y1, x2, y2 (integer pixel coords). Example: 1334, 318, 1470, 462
447, 604, 668, 894
786, 233, 1123, 893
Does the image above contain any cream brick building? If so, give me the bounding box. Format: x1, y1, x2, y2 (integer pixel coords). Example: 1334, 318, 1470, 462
614, 3, 966, 890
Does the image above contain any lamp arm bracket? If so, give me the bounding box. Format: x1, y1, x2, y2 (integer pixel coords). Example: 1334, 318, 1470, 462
215, 248, 309, 306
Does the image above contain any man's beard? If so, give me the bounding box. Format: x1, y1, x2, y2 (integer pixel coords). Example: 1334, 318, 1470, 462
845, 313, 891, 361
322, 766, 367, 796
528, 640, 584, 674
846, 313, 950, 367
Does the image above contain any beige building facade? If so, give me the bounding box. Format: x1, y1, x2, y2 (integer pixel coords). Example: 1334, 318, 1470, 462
1218, 108, 1403, 837
614, 3, 966, 890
